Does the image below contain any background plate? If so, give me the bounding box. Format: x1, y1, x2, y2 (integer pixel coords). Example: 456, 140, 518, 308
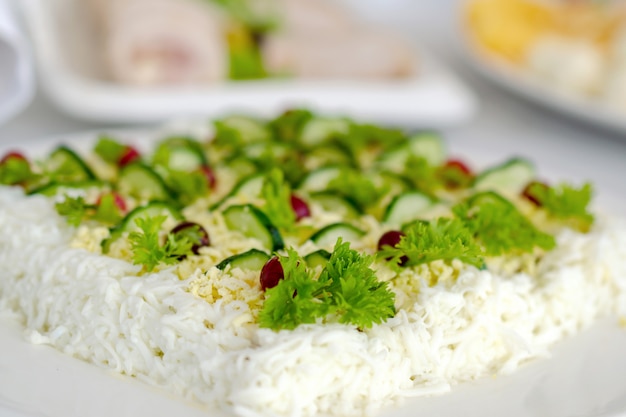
18, 0, 477, 126
458, 17, 626, 135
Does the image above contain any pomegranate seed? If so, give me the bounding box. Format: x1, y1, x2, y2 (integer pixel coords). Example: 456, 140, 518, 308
0, 151, 27, 164
199, 165, 217, 190
118, 146, 140, 167
290, 194, 311, 221
445, 159, 472, 175
171, 222, 211, 255
377, 230, 408, 266
260, 256, 284, 291
96, 191, 127, 213
522, 181, 549, 207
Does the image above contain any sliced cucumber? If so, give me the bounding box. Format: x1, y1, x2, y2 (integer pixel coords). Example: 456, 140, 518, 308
309, 222, 365, 247
298, 166, 342, 192
243, 141, 292, 160
383, 191, 435, 226
304, 145, 354, 170
215, 248, 271, 271
223, 157, 258, 180
44, 146, 96, 183
298, 118, 350, 148
215, 115, 271, 143
376, 132, 446, 173
118, 163, 173, 202
29, 180, 108, 197
309, 192, 361, 218
372, 171, 412, 196
406, 132, 446, 166
473, 158, 535, 195
223, 204, 284, 251
231, 173, 265, 198
303, 249, 331, 269
102, 201, 183, 253
152, 137, 207, 173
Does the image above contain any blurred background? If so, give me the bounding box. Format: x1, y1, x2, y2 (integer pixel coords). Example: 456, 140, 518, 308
1, 0, 626, 211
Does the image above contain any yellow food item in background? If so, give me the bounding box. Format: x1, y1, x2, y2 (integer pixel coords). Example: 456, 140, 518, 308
466, 0, 626, 63
466, 0, 555, 62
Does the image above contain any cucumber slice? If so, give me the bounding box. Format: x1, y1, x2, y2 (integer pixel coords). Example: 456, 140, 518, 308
215, 116, 271, 143
29, 180, 108, 197
298, 166, 342, 192
223, 157, 258, 180
406, 132, 446, 166
232, 173, 265, 198
304, 145, 354, 170
309, 192, 361, 218
216, 248, 271, 271
152, 137, 207, 172
376, 132, 446, 173
303, 249, 331, 269
473, 158, 535, 195
102, 201, 183, 253
118, 163, 173, 202
383, 191, 435, 226
209, 172, 265, 211
45, 146, 96, 182
298, 118, 350, 147
223, 204, 284, 251
309, 222, 365, 247
243, 142, 292, 160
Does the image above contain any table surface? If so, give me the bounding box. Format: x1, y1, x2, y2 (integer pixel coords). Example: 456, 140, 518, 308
1, 0, 625, 213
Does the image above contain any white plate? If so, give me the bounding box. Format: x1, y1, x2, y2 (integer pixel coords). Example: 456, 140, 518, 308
17, 0, 477, 126
459, 21, 626, 134
1, 129, 626, 417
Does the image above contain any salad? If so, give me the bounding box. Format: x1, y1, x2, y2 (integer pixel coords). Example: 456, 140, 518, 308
0, 109, 596, 332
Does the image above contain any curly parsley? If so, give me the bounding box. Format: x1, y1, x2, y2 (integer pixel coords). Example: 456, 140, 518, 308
379, 218, 484, 269
259, 241, 396, 331
453, 191, 556, 256
129, 216, 194, 272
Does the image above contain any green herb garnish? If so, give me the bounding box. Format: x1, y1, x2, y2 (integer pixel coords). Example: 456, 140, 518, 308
259, 241, 396, 331
379, 218, 484, 269
129, 216, 194, 272
261, 168, 296, 231
528, 182, 594, 232
453, 191, 556, 256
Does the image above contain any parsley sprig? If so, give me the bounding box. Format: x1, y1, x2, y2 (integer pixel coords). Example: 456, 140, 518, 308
379, 218, 484, 269
55, 193, 123, 227
261, 168, 296, 231
453, 192, 556, 256
527, 182, 594, 232
128, 216, 194, 272
259, 241, 396, 331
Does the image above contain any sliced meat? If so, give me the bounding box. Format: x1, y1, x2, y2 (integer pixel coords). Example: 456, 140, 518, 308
90, 0, 228, 85
262, 29, 416, 79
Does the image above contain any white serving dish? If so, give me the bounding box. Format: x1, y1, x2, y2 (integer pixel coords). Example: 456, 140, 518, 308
18, 0, 478, 126
459, 16, 626, 134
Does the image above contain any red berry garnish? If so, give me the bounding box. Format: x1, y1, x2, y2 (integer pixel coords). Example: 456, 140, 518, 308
0, 151, 27, 164
290, 194, 311, 221
522, 181, 549, 207
96, 191, 127, 213
118, 146, 140, 167
171, 222, 210, 255
444, 159, 472, 175
377, 230, 408, 265
260, 256, 284, 291
199, 165, 217, 190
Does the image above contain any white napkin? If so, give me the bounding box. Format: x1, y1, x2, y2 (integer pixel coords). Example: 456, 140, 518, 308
0, 0, 34, 125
